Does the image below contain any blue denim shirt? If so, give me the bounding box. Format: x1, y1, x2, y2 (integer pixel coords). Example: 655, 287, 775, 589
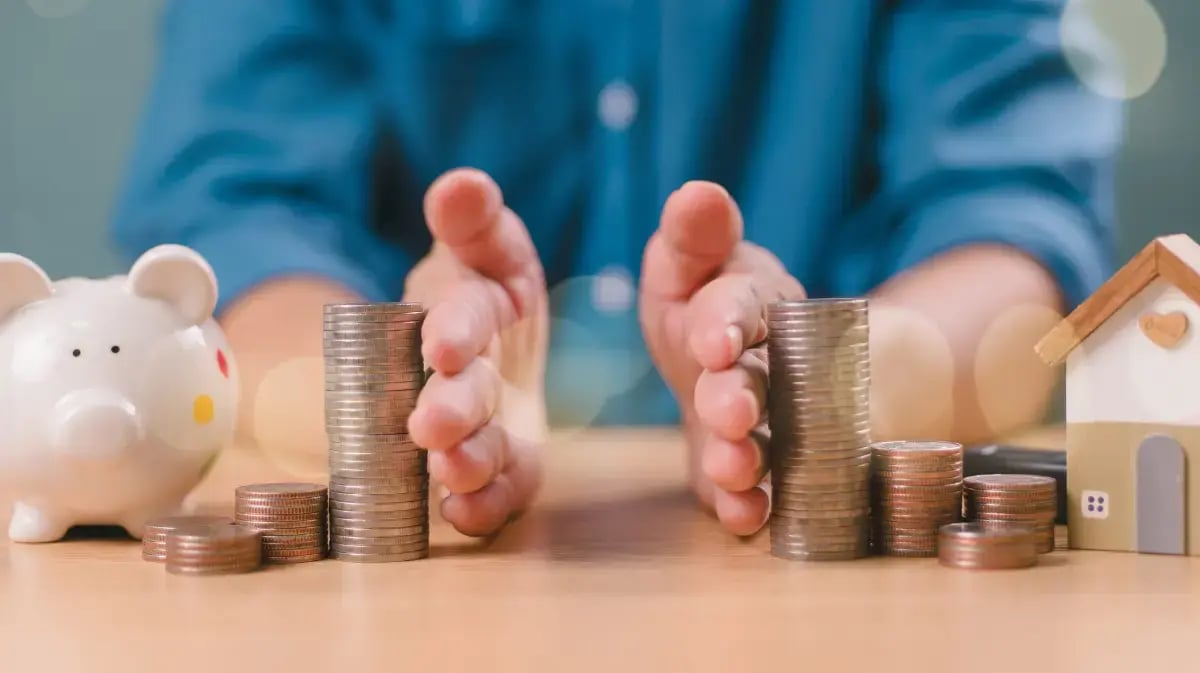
109, 0, 1121, 426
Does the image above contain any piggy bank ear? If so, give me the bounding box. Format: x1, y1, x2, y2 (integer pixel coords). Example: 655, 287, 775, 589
127, 244, 218, 325
0, 253, 53, 322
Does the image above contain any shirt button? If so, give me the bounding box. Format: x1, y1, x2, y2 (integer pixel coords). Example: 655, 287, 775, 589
597, 80, 638, 132
592, 265, 636, 314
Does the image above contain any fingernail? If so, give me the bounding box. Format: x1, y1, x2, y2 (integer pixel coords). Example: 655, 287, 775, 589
439, 484, 451, 502
725, 325, 743, 358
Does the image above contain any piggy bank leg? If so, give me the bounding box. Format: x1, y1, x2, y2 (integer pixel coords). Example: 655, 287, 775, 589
8, 501, 73, 543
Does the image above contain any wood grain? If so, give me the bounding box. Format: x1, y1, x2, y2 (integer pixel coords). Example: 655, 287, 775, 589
1037, 234, 1200, 365
1035, 238, 1157, 365
2, 426, 1199, 673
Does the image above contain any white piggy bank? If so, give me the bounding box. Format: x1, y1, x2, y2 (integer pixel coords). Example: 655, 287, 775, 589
0, 244, 238, 542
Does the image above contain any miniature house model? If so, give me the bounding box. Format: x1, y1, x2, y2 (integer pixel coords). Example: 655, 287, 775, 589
1036, 234, 1200, 556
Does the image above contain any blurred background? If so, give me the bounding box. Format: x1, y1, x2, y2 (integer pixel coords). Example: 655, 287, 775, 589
0, 0, 1190, 276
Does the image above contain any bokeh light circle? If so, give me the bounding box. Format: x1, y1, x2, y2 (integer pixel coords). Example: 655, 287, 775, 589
1060, 0, 1167, 100
251, 356, 329, 480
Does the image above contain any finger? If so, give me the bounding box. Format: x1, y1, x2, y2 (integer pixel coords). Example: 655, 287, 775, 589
421, 277, 513, 374
686, 274, 769, 370
440, 473, 515, 537
423, 168, 543, 316
407, 358, 500, 452
693, 351, 767, 441
427, 422, 507, 495
700, 428, 768, 493
438, 431, 541, 536
713, 485, 770, 537
642, 181, 744, 300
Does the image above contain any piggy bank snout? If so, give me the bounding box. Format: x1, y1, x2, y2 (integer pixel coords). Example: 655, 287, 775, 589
52, 390, 143, 461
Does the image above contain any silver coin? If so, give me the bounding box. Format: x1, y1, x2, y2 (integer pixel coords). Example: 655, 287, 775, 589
330, 530, 429, 544
329, 516, 428, 530
322, 325, 424, 337
325, 359, 424, 371
329, 468, 427, 481
329, 482, 429, 496
329, 549, 428, 562
324, 383, 425, 395
325, 420, 415, 434
769, 298, 867, 310
328, 453, 426, 466
322, 336, 421, 349
328, 456, 427, 469
325, 413, 416, 427
327, 444, 423, 455
327, 488, 429, 501
330, 539, 429, 554
324, 402, 418, 416
324, 301, 424, 312
322, 309, 424, 320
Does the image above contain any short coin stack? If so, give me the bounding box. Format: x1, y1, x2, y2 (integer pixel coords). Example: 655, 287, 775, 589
234, 483, 328, 563
323, 302, 430, 563
165, 523, 263, 576
766, 298, 872, 561
937, 522, 1038, 570
964, 474, 1057, 553
142, 515, 233, 562
870, 440, 963, 556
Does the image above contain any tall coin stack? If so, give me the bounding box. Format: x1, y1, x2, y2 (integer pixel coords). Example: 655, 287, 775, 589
323, 302, 430, 563
234, 483, 329, 563
869, 440, 963, 557
766, 298, 872, 561
963, 474, 1057, 553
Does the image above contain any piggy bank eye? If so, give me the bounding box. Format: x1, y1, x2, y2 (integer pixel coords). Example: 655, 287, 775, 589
111, 345, 120, 354
71, 348, 81, 358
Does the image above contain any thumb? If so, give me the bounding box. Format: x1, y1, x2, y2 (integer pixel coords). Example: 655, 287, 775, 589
641, 181, 744, 301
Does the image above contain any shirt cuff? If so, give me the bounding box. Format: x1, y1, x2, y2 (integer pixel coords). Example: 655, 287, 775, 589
181, 214, 393, 316
886, 186, 1116, 311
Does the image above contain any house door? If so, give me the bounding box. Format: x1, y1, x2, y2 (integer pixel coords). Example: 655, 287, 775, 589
1136, 434, 1187, 555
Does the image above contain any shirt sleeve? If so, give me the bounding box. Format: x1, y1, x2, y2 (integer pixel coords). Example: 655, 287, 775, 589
836, 0, 1124, 310
108, 0, 410, 315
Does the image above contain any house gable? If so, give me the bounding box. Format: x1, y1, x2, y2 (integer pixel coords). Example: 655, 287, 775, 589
1037, 234, 1200, 366
1066, 278, 1200, 425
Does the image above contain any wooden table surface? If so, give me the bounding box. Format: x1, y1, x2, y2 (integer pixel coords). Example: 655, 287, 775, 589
2, 426, 1199, 673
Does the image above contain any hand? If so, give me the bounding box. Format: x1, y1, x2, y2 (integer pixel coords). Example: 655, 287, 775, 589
404, 168, 548, 537
639, 181, 806, 536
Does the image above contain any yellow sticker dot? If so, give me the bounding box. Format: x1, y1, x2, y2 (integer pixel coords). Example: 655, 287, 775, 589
193, 394, 215, 425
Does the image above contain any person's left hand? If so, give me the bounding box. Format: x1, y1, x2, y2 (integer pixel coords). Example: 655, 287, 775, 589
639, 181, 806, 536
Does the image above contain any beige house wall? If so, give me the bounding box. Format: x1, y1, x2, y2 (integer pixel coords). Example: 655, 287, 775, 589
1068, 422, 1200, 555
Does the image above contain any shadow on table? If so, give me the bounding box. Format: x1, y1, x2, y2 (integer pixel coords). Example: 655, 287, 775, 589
452, 486, 763, 562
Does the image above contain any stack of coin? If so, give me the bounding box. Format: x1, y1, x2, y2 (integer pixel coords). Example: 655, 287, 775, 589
870, 440, 963, 556
937, 522, 1038, 570
234, 483, 328, 563
164, 523, 263, 576
142, 515, 234, 562
323, 302, 430, 563
963, 474, 1057, 553
766, 298, 872, 561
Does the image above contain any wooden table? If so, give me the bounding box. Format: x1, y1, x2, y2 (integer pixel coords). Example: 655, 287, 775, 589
2, 427, 1198, 673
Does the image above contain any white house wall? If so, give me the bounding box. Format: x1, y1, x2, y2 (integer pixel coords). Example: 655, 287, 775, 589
1066, 279, 1200, 426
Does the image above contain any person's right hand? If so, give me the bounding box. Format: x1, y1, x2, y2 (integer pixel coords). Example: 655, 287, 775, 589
403, 168, 548, 537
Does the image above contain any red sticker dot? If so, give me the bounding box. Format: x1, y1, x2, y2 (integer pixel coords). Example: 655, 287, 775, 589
217, 349, 229, 378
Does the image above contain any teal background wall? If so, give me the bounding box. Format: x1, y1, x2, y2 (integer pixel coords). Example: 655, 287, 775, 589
1, 0, 1196, 278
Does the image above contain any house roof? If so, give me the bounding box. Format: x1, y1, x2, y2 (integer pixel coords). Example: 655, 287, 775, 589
1035, 234, 1200, 366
